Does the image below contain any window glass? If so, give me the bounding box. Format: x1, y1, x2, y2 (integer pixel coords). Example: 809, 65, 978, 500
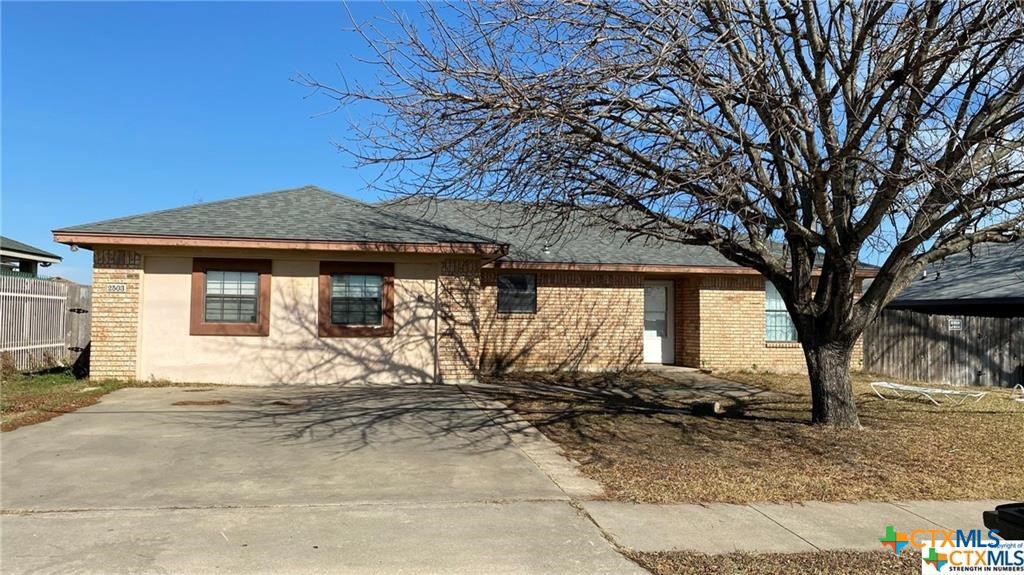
497, 274, 537, 313
765, 281, 798, 341
205, 270, 259, 323
644, 285, 668, 336
331, 274, 384, 325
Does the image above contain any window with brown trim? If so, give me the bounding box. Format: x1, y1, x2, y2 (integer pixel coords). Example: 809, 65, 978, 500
190, 258, 271, 336
318, 262, 395, 337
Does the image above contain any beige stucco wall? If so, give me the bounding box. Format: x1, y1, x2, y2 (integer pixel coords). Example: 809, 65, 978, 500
138, 250, 438, 385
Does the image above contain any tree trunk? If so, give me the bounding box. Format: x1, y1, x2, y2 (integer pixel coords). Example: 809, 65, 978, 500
803, 339, 861, 428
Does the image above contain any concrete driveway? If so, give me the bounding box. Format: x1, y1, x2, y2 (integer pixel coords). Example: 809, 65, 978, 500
1, 385, 642, 574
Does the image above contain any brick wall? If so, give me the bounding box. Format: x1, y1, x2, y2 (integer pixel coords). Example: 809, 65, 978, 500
90, 248, 143, 380
683, 274, 863, 373
479, 270, 644, 372
675, 278, 701, 367
436, 257, 482, 383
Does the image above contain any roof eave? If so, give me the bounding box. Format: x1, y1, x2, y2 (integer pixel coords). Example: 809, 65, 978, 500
889, 296, 1024, 307
487, 259, 880, 277
52, 231, 508, 256
0, 248, 62, 264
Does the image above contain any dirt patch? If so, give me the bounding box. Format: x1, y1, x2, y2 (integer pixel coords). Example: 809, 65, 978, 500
627, 549, 920, 575
171, 399, 231, 406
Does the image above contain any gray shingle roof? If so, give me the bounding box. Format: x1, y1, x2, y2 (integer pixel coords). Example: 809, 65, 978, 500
54, 186, 499, 246
56, 185, 828, 269
381, 198, 739, 267
0, 236, 62, 261
890, 242, 1024, 304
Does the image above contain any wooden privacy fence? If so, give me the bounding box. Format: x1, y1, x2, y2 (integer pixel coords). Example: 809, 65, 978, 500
864, 308, 1024, 388
0, 275, 91, 372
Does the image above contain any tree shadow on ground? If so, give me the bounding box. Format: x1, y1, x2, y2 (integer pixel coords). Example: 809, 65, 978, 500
189, 369, 799, 459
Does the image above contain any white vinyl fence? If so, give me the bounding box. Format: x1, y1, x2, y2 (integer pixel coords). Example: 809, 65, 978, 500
0, 275, 91, 372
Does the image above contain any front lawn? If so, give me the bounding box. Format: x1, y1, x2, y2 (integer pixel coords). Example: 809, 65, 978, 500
485, 370, 1024, 503
627, 550, 920, 575
1, 370, 126, 431
1, 371, 221, 431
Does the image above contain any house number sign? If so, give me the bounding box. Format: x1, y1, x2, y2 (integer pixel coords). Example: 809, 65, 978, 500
948, 318, 963, 331
106, 283, 127, 293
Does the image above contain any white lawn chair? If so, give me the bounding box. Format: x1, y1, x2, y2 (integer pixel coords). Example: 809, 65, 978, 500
1011, 384, 1024, 403
869, 381, 988, 406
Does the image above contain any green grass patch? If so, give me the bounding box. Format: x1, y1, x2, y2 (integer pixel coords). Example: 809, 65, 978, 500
1, 370, 126, 431
2, 371, 233, 431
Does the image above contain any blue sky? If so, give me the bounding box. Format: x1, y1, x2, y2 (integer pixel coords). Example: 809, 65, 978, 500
3, 1, 401, 283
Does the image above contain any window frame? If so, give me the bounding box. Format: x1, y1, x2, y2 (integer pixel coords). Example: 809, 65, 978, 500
496, 273, 537, 314
190, 258, 272, 336
318, 261, 395, 338
764, 280, 799, 343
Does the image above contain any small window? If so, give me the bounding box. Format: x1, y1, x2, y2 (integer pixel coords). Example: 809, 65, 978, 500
205, 271, 259, 323
765, 280, 798, 342
331, 274, 384, 326
191, 259, 271, 336
497, 274, 537, 313
318, 262, 394, 338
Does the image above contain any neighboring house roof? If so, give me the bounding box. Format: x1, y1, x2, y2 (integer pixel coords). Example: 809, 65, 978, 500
382, 198, 741, 269
0, 235, 62, 263
890, 241, 1024, 307
53, 186, 502, 251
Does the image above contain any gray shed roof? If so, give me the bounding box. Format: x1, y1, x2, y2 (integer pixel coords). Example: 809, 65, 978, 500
890, 242, 1024, 305
54, 186, 498, 246
0, 236, 62, 261
382, 198, 740, 267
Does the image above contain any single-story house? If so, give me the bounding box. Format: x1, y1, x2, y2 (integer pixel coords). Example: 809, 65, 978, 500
1, 235, 62, 278
53, 186, 875, 385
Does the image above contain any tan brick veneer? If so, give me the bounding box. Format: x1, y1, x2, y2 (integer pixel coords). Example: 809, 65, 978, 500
479, 270, 644, 372
674, 274, 863, 373
90, 248, 143, 380
437, 257, 482, 383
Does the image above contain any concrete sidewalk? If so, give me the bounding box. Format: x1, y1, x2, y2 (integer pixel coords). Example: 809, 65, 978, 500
583, 500, 1008, 553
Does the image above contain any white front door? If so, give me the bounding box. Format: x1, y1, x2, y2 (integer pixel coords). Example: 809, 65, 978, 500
643, 281, 674, 364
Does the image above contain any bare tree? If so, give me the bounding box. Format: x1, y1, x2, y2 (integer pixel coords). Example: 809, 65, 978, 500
306, 1, 1024, 427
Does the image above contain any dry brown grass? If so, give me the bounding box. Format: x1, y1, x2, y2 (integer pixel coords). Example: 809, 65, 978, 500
627, 549, 920, 575
488, 370, 1024, 503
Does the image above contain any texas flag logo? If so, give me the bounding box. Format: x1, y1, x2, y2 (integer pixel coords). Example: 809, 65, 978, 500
922, 547, 950, 572
879, 525, 910, 554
